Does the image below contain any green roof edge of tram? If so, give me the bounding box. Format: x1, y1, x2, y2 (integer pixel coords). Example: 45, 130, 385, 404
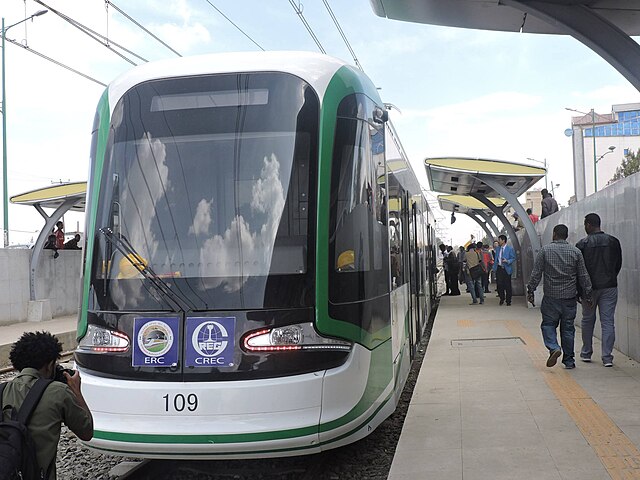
92, 338, 399, 446
315, 65, 391, 350
78, 89, 110, 340
425, 157, 545, 176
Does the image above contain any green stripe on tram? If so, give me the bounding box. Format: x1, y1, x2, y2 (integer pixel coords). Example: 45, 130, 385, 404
94, 339, 398, 445
93, 386, 397, 456
78, 89, 110, 339
315, 65, 389, 350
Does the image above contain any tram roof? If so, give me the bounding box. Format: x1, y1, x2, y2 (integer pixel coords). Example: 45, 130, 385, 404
10, 182, 86, 211
424, 157, 545, 197
437, 194, 505, 214
369, 0, 640, 36
108, 51, 363, 111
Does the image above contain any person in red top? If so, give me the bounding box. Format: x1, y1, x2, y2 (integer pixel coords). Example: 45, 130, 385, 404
527, 208, 539, 224
481, 243, 494, 293
54, 221, 64, 249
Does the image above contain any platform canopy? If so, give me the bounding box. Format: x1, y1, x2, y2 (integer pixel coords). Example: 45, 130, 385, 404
437, 194, 505, 214
10, 181, 87, 212
10, 181, 87, 302
369, 0, 640, 96
368, 0, 640, 35
424, 157, 545, 198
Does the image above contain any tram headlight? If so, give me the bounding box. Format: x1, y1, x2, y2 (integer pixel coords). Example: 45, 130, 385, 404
78, 325, 130, 353
243, 323, 352, 352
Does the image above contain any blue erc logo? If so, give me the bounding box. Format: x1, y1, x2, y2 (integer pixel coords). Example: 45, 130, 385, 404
133, 317, 179, 367
187, 318, 235, 367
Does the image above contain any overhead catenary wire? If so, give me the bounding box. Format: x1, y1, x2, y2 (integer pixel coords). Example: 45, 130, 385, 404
105, 0, 182, 57
322, 0, 362, 70
288, 0, 326, 54
4, 37, 107, 87
34, 0, 146, 66
203, 0, 265, 51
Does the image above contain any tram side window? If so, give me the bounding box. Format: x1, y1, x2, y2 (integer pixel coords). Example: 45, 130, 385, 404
387, 173, 404, 289
329, 95, 388, 304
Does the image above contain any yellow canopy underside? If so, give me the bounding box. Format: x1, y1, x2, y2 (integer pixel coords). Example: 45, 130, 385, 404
425, 158, 545, 176
439, 195, 504, 209
10, 182, 87, 205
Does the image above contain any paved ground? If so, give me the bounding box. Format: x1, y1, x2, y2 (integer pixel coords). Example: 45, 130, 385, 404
0, 314, 77, 367
389, 293, 640, 480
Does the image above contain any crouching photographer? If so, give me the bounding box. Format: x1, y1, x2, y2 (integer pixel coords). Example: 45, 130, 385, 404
0, 331, 93, 480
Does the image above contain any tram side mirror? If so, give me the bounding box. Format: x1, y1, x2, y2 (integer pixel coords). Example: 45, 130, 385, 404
373, 107, 388, 124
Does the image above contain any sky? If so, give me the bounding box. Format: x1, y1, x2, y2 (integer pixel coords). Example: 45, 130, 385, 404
2, 0, 640, 246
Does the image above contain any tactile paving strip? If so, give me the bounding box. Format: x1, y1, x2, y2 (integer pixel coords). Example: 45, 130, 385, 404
506, 320, 640, 479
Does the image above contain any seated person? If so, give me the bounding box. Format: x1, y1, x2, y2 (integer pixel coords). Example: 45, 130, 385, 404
64, 234, 82, 250
43, 234, 60, 259
43, 234, 57, 250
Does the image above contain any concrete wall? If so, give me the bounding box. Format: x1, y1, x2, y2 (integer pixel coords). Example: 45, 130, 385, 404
519, 171, 640, 362
0, 248, 82, 325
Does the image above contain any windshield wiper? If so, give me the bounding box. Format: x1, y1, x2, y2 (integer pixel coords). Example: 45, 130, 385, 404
99, 227, 195, 312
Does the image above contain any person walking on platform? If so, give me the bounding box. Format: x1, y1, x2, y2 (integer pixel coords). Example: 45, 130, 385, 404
481, 243, 493, 293
445, 246, 460, 295
527, 224, 593, 369
464, 243, 485, 305
439, 244, 450, 295
576, 213, 622, 367
493, 235, 515, 306
540, 189, 558, 218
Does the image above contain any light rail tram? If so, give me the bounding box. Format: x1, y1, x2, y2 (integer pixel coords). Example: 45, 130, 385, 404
76, 51, 438, 458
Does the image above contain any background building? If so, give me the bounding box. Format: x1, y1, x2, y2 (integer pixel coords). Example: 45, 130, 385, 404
570, 102, 640, 200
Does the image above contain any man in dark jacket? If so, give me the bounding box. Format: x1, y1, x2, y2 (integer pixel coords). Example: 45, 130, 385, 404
540, 189, 559, 218
576, 213, 622, 367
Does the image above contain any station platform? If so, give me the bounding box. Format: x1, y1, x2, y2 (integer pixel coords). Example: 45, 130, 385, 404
390, 294, 640, 480
0, 315, 78, 368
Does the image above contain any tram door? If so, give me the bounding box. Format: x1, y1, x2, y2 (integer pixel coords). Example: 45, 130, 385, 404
404, 193, 416, 360
408, 201, 419, 359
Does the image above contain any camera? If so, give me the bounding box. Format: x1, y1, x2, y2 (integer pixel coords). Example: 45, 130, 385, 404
54, 364, 75, 383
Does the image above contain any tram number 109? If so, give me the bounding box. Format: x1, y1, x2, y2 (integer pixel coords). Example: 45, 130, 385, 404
162, 393, 199, 412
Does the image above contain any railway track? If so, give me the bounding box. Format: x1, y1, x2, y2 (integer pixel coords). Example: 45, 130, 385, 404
0, 350, 75, 375
113, 453, 329, 480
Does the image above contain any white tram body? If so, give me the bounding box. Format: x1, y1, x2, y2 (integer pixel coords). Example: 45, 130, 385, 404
76, 51, 436, 458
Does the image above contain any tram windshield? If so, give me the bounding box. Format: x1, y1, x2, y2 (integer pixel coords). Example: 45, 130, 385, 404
90, 72, 318, 310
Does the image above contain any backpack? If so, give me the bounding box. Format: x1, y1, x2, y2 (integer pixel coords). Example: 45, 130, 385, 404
0, 378, 53, 480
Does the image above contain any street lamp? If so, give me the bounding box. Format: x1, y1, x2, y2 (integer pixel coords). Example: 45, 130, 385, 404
596, 145, 616, 191
1, 9, 48, 247
526, 157, 548, 190
596, 145, 616, 165
565, 107, 599, 193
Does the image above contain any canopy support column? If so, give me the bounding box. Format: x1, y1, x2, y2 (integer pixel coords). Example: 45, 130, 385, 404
472, 210, 501, 239
30, 198, 77, 301
469, 193, 524, 295
466, 212, 495, 242
477, 176, 541, 258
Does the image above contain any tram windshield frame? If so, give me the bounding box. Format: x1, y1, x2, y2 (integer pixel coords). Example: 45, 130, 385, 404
89, 72, 318, 311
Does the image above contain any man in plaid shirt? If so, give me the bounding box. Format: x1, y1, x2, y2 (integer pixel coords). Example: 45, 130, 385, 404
527, 224, 593, 369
